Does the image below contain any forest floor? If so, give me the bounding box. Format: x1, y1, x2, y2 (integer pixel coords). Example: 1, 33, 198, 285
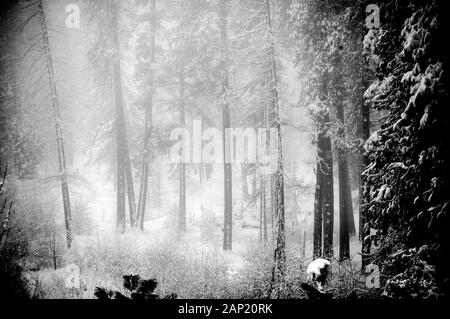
22, 158, 367, 299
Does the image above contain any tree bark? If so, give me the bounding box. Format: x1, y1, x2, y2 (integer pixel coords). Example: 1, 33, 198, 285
137, 0, 156, 230
262, 176, 268, 245
111, 0, 127, 233
333, 51, 352, 260
338, 155, 350, 260
179, 71, 186, 233
242, 165, 249, 202
220, 0, 233, 250
313, 134, 324, 259
346, 167, 356, 235
38, 0, 72, 248
264, 0, 286, 297
322, 113, 334, 258
124, 136, 136, 226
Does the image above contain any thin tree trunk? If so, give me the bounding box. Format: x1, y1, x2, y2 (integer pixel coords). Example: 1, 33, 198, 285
137, 0, 156, 230
179, 72, 186, 233
263, 178, 268, 245
252, 170, 257, 198
346, 167, 356, 235
265, 0, 286, 297
52, 232, 57, 270
259, 187, 263, 241
302, 231, 306, 258
124, 138, 136, 226
242, 165, 249, 202
220, 0, 233, 250
38, 0, 72, 248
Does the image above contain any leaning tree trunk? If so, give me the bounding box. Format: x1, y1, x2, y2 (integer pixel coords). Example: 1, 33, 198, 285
219, 0, 233, 250
242, 165, 249, 202
124, 132, 137, 226
38, 0, 72, 248
137, 0, 156, 230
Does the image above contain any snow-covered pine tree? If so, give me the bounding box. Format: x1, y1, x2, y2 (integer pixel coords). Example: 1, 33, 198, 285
362, 0, 449, 297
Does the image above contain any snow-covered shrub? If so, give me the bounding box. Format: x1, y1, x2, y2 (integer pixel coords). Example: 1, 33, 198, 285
54, 236, 234, 298
0, 168, 30, 298
236, 246, 307, 298
383, 244, 441, 299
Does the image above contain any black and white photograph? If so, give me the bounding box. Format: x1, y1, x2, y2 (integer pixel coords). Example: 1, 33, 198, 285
0, 0, 448, 307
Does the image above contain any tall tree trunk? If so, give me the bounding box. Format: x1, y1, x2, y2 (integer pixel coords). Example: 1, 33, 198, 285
322, 123, 334, 259
179, 72, 186, 233
111, 0, 127, 233
137, 0, 156, 230
334, 52, 351, 260
338, 155, 350, 260
321, 71, 334, 258
38, 0, 72, 248
265, 0, 286, 297
313, 134, 324, 259
220, 0, 233, 250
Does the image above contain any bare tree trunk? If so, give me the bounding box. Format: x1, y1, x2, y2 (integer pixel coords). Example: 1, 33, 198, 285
333, 51, 352, 260
38, 0, 72, 248
338, 155, 350, 260
137, 0, 156, 231
252, 170, 257, 198
313, 135, 324, 259
242, 165, 249, 202
124, 138, 136, 226
345, 167, 356, 236
322, 112, 334, 259
111, 0, 127, 233
220, 0, 233, 250
52, 232, 57, 270
264, 0, 286, 297
302, 231, 307, 258
179, 72, 186, 233
259, 187, 263, 241
263, 178, 268, 245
